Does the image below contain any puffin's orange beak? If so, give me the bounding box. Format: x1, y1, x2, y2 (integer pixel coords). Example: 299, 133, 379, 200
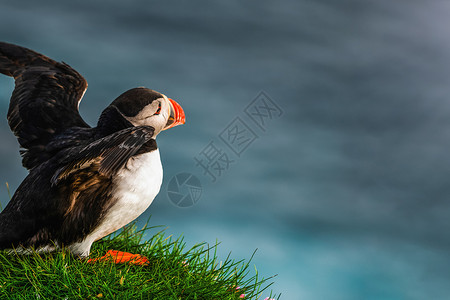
163, 98, 185, 130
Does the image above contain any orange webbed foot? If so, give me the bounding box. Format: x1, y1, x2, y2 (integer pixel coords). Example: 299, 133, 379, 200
87, 250, 149, 265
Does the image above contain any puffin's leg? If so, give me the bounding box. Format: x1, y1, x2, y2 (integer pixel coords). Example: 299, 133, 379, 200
87, 250, 149, 265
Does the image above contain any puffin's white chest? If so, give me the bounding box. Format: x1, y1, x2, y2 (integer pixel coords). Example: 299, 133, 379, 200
69, 149, 163, 256
112, 148, 163, 212
110, 148, 163, 223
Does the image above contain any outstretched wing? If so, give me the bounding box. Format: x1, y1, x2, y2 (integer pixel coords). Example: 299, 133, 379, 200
51, 126, 156, 185
0, 42, 89, 170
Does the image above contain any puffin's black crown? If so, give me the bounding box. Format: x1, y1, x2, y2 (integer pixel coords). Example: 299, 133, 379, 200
111, 88, 163, 117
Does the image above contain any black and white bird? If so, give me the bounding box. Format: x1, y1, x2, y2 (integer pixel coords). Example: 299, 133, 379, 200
0, 42, 185, 260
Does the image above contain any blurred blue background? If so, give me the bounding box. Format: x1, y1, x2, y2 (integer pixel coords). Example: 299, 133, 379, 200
1, 1, 450, 299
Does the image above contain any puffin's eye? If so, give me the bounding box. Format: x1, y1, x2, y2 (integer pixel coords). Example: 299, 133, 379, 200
154, 102, 161, 115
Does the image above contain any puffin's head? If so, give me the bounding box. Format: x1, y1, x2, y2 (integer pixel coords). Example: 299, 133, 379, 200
110, 87, 185, 135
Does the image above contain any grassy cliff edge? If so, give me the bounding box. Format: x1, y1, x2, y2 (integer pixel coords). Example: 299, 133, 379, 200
0, 221, 279, 299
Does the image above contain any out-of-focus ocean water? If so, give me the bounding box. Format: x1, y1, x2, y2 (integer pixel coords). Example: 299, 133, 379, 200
1, 1, 450, 299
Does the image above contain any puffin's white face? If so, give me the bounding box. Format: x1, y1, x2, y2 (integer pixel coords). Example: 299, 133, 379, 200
125, 94, 185, 137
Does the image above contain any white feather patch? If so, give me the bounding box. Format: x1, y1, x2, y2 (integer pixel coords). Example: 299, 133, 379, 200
69, 149, 163, 256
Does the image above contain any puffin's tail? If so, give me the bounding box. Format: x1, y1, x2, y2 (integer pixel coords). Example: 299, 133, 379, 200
0, 215, 12, 250
0, 42, 49, 78
0, 210, 14, 249
0, 232, 9, 250
0, 210, 34, 250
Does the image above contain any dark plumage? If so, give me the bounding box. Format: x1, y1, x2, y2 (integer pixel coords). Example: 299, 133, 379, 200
0, 42, 185, 256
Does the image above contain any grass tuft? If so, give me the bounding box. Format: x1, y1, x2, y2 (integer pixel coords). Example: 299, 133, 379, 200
0, 222, 279, 299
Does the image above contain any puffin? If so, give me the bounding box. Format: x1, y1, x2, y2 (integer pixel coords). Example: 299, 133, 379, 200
0, 42, 185, 262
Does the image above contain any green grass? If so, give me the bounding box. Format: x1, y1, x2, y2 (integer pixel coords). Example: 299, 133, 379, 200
0, 221, 279, 299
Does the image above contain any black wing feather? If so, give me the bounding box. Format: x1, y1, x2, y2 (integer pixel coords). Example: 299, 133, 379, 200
51, 126, 155, 185
0, 42, 89, 170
